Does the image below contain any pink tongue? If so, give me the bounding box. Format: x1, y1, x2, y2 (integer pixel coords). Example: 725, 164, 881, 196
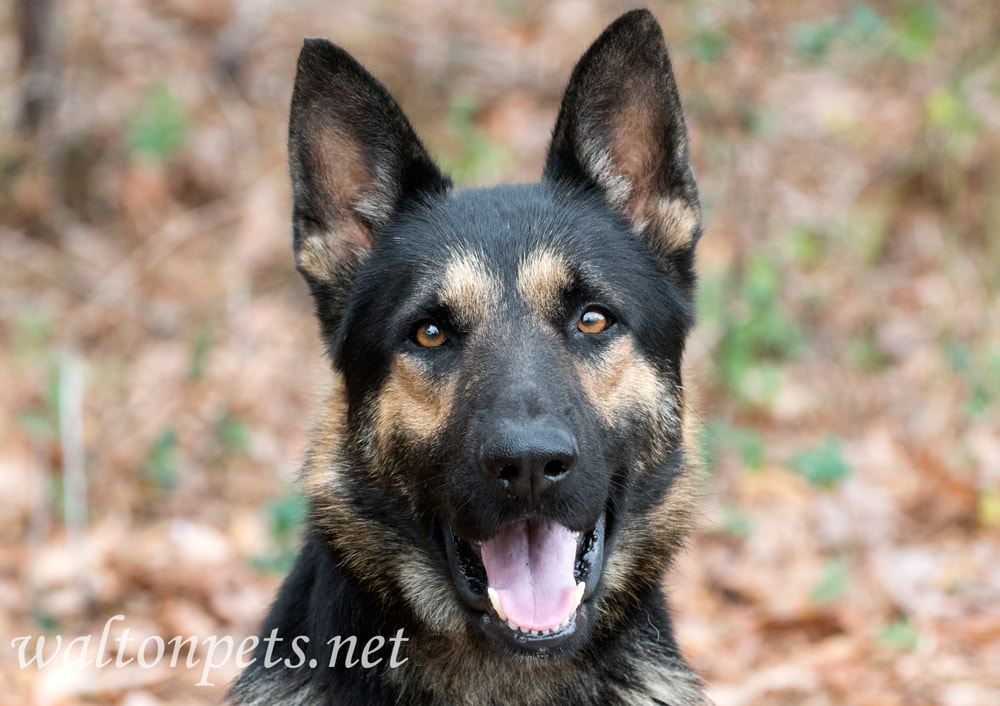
479, 520, 578, 631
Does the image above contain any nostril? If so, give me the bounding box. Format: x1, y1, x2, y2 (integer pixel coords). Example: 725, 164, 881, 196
499, 464, 519, 484
544, 459, 567, 480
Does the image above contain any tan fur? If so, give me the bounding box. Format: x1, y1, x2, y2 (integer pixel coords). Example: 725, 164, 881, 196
302, 373, 467, 635
573, 337, 661, 426
438, 252, 502, 328
649, 196, 701, 252
516, 249, 573, 319
387, 632, 576, 705
376, 353, 456, 445
292, 122, 381, 282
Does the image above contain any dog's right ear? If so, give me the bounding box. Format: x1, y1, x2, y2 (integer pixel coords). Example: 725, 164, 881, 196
288, 39, 451, 318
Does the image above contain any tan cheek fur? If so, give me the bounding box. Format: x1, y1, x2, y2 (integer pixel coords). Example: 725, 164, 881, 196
574, 337, 662, 426
301, 371, 468, 635
376, 354, 456, 447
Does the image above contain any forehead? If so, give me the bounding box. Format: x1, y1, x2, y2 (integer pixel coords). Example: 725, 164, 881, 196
433, 248, 574, 327
376, 184, 634, 320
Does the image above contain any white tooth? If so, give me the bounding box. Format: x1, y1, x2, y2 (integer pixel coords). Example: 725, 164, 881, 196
487, 588, 507, 622
530, 629, 539, 636
571, 581, 585, 612
507, 619, 518, 631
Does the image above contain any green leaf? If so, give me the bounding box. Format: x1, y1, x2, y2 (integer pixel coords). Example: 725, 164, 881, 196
128, 84, 188, 163
439, 91, 514, 186
811, 556, 850, 605
844, 3, 887, 44
787, 436, 851, 489
216, 412, 251, 457
187, 326, 214, 381
879, 617, 919, 651
691, 29, 730, 64
17, 409, 56, 440
791, 19, 840, 60
146, 429, 179, 490
251, 489, 307, 576
895, 3, 940, 61
266, 489, 307, 542
719, 501, 753, 538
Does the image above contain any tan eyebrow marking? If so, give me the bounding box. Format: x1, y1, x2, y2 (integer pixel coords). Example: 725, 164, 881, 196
438, 252, 502, 328
516, 249, 572, 319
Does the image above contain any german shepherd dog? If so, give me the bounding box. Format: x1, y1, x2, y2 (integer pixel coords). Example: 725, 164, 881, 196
229, 9, 706, 705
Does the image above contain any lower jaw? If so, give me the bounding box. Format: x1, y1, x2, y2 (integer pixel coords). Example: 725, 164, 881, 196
478, 602, 591, 659
443, 510, 607, 657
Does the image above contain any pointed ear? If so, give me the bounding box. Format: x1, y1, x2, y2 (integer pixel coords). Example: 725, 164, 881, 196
288, 39, 451, 304
543, 10, 701, 261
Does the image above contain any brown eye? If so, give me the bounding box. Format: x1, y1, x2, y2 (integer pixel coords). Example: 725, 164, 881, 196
414, 321, 447, 348
578, 307, 612, 334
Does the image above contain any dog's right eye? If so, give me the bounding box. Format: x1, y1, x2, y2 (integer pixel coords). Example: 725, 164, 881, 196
413, 320, 447, 348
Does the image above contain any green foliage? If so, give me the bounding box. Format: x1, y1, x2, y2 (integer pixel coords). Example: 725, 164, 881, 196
879, 616, 919, 651
790, 2, 940, 63
791, 18, 841, 60
33, 610, 61, 634
701, 255, 803, 407
811, 556, 850, 605
946, 341, 1000, 420
267, 490, 306, 540
13, 309, 53, 361
17, 408, 57, 440
786, 436, 851, 489
128, 83, 188, 163
718, 500, 753, 538
439, 91, 514, 186
16, 363, 60, 440
843, 2, 888, 44
691, 28, 731, 64
925, 86, 981, 159
790, 2, 886, 61
187, 326, 214, 381
894, 3, 940, 61
700, 420, 766, 474
786, 227, 825, 269
845, 333, 893, 373
216, 411, 251, 457
251, 488, 307, 575
146, 429, 179, 490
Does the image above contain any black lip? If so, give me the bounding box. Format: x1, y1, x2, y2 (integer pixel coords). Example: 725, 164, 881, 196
442, 510, 607, 656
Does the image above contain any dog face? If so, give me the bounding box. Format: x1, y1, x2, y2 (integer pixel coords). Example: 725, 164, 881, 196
290, 10, 701, 661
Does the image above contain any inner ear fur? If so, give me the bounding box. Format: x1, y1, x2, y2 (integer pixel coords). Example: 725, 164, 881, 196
544, 9, 702, 257
288, 38, 451, 290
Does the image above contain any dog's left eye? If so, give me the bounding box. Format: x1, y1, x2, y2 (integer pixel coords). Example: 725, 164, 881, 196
413, 320, 447, 348
577, 307, 613, 334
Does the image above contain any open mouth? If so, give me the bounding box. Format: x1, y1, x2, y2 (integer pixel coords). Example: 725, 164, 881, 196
443, 511, 606, 656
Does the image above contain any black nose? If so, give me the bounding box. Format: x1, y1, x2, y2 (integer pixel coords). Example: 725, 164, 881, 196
481, 418, 578, 505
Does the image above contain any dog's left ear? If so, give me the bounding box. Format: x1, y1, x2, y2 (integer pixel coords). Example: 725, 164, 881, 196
544, 10, 701, 266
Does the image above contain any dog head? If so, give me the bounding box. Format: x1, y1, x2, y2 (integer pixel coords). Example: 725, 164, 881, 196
290, 9, 701, 660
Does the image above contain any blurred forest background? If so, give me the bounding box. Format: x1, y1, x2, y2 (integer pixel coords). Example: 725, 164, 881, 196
1, 1, 998, 704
